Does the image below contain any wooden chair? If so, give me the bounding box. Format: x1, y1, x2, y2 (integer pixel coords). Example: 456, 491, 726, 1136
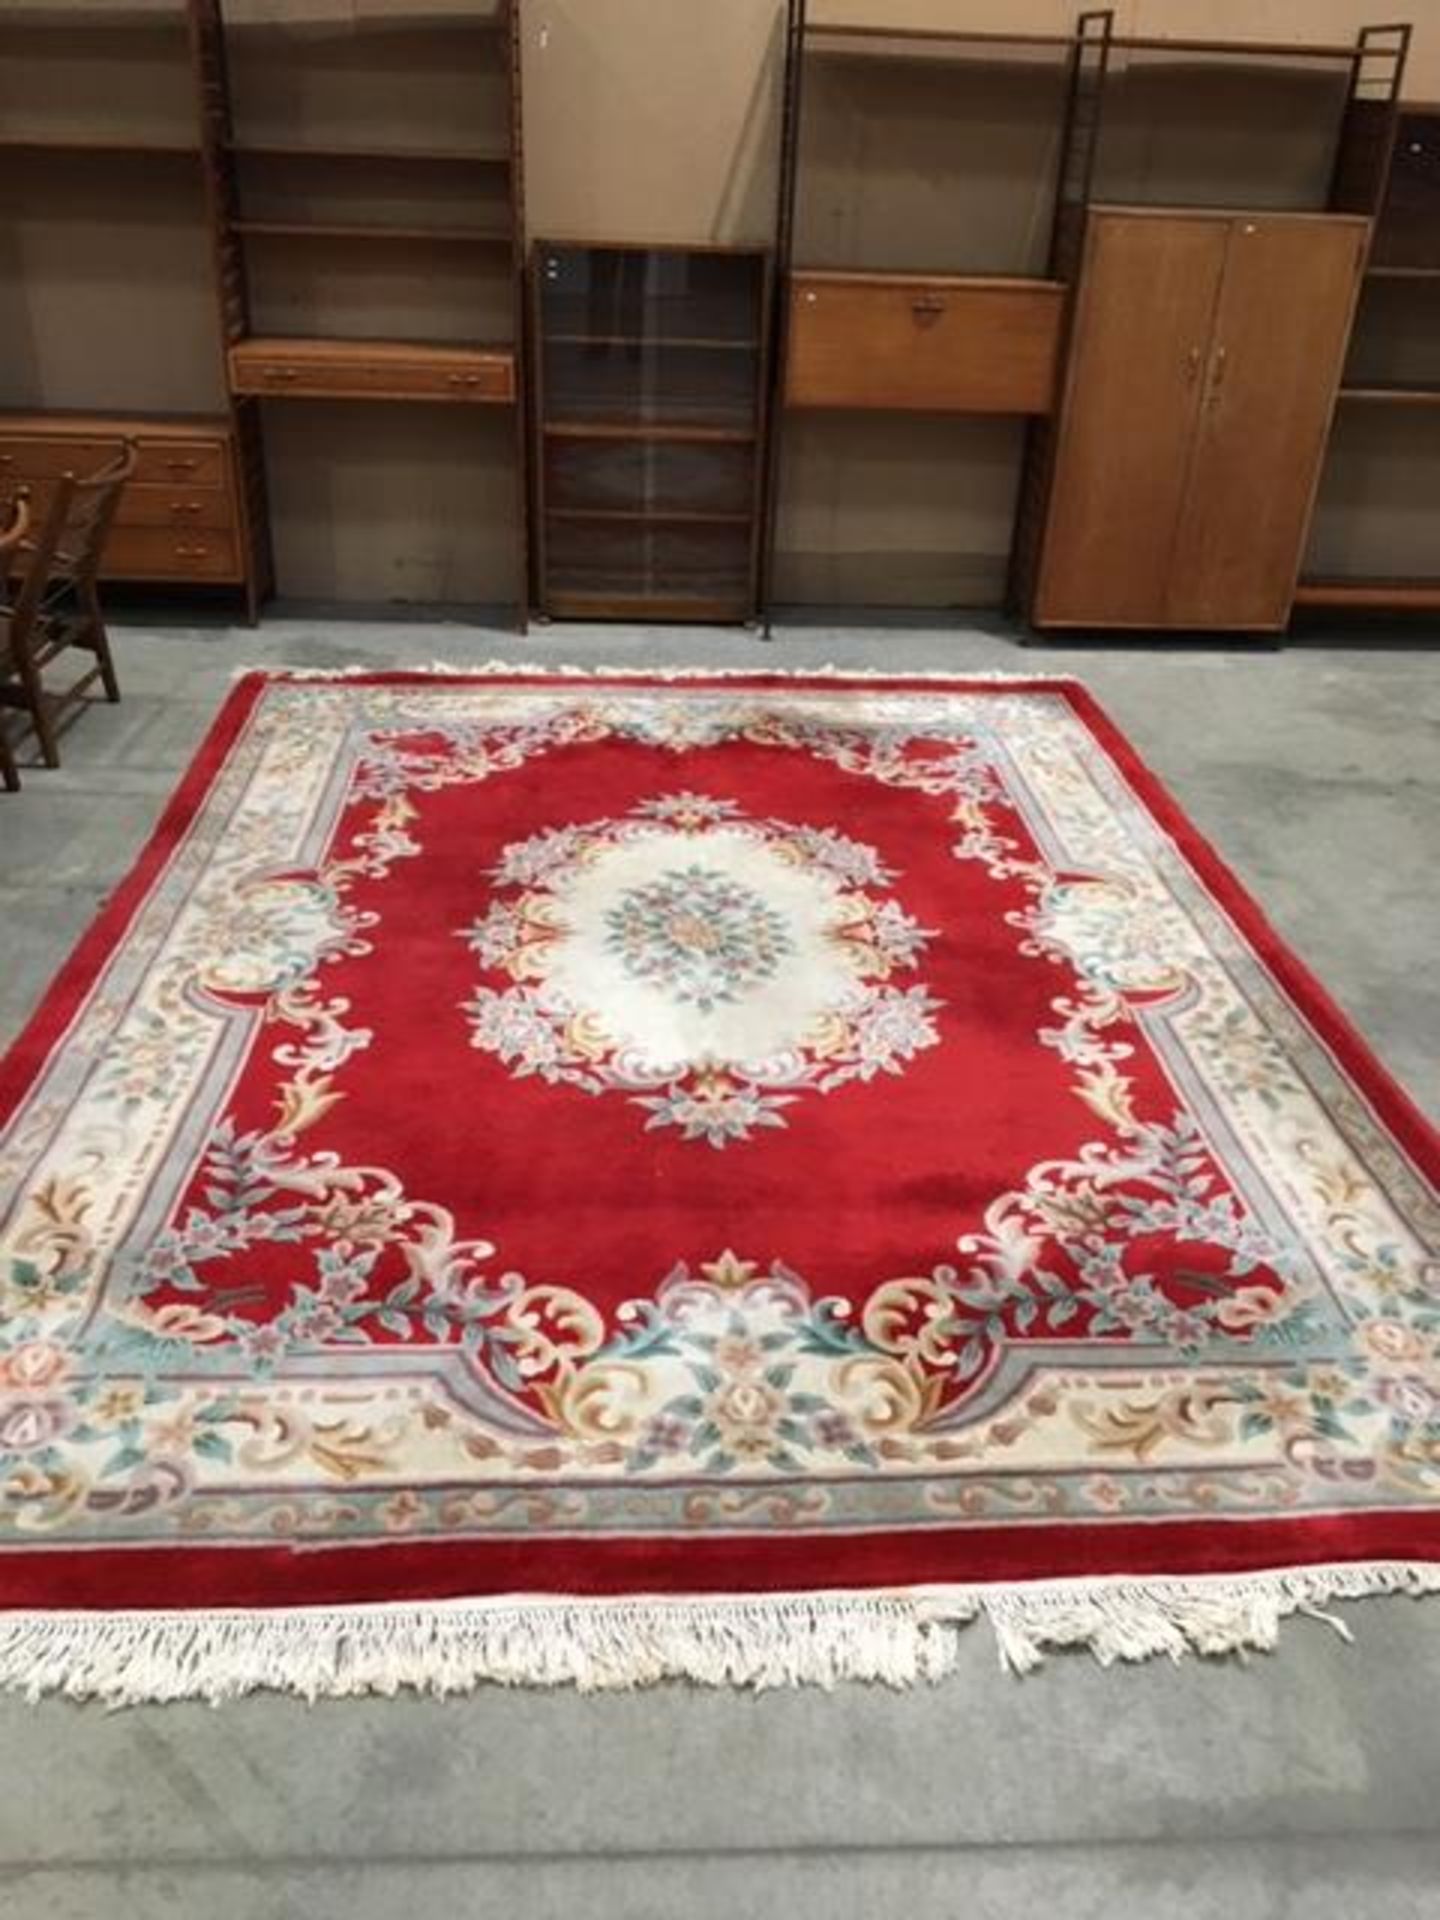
0, 489, 32, 793
0, 442, 138, 774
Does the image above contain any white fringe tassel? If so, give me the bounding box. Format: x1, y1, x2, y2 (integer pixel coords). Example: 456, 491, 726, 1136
4, 1562, 1438, 1707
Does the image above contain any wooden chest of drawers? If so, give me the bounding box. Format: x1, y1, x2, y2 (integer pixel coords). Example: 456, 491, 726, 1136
0, 414, 247, 587
229, 338, 517, 405
785, 271, 1066, 415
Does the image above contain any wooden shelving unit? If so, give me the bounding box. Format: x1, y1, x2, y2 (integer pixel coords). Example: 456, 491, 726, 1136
765, 8, 1419, 633
0, 4, 259, 610
531, 243, 770, 623
1339, 383, 1440, 403
0, 0, 526, 619
762, 6, 1091, 624
1294, 578, 1440, 608
1301, 100, 1440, 612
191, 0, 528, 620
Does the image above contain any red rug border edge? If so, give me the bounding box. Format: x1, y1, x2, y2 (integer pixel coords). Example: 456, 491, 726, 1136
0, 661, 1435, 1612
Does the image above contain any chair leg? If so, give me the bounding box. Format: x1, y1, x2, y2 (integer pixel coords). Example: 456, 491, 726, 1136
85, 587, 121, 703
0, 721, 19, 793
13, 643, 60, 768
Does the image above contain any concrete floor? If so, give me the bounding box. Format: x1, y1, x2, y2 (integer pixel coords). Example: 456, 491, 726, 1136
0, 614, 1437, 1920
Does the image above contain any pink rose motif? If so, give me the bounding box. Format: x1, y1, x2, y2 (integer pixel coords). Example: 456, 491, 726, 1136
1215, 1285, 1286, 1334
0, 1341, 72, 1391
131, 1303, 231, 1344
1361, 1320, 1427, 1365
0, 1395, 75, 1454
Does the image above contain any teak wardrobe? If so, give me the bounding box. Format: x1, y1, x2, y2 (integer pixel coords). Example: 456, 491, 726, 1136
1033, 209, 1369, 631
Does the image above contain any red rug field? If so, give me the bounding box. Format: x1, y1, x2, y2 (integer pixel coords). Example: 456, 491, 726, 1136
1, 665, 1437, 1700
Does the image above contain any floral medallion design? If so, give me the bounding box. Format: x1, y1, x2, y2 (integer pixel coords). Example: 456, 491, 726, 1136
604, 865, 792, 1012
458, 793, 942, 1145
0, 672, 1437, 1609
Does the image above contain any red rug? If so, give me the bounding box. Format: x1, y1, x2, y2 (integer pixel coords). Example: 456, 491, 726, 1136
1, 665, 1438, 1700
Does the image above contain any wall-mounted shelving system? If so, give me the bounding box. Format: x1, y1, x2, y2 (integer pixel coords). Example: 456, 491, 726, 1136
3, 4, 1431, 634
761, 7, 1086, 622
1019, 16, 1409, 632
0, 4, 254, 607
764, 5, 1417, 635
199, 0, 528, 621
1298, 97, 1440, 612
1, 0, 528, 623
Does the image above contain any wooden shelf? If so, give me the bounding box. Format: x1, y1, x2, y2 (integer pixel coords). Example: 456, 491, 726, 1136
234, 220, 510, 247
0, 134, 199, 156
228, 141, 509, 166
1294, 579, 1440, 610
545, 589, 752, 623
790, 268, 1065, 292
543, 420, 757, 444
545, 507, 751, 526
1337, 384, 1440, 406
0, 408, 232, 434
1107, 33, 1357, 58
804, 25, 1357, 59
545, 333, 757, 351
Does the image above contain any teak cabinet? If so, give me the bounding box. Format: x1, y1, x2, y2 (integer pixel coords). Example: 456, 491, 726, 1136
531, 243, 770, 623
785, 273, 1065, 415
1032, 209, 1369, 631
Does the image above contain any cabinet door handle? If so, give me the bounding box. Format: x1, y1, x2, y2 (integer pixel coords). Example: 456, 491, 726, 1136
1183, 346, 1202, 384
911, 294, 947, 323
1206, 345, 1228, 408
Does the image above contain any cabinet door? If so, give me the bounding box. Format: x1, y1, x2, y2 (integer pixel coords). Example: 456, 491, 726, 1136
1167, 216, 1367, 630
1034, 213, 1227, 626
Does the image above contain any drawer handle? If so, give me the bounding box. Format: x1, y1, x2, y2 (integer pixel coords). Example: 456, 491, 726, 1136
174, 544, 211, 558
170, 501, 204, 518
260, 367, 300, 383
911, 295, 947, 323
446, 372, 484, 387
162, 458, 201, 474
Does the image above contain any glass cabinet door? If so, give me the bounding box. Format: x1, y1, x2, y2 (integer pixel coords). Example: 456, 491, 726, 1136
533, 243, 769, 621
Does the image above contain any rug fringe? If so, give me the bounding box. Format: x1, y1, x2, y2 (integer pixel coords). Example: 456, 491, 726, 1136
229, 659, 1083, 686
4, 1562, 1438, 1706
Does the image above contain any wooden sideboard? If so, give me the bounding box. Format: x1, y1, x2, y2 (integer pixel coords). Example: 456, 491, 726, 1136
0, 412, 261, 602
